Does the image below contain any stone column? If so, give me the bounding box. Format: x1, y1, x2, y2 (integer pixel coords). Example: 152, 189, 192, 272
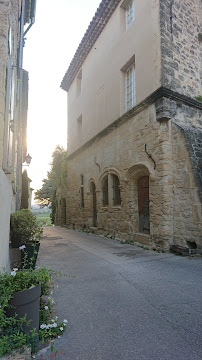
153, 98, 174, 249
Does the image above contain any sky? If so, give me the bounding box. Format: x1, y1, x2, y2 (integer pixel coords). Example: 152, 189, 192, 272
23, 0, 101, 201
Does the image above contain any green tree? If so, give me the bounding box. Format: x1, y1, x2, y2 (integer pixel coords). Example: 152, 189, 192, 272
34, 145, 67, 223
21, 170, 29, 209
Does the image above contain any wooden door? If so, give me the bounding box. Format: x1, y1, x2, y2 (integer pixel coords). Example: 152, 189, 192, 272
91, 183, 97, 227
137, 176, 150, 234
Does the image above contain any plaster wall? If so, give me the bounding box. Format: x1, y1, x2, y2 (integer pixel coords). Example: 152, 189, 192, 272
0, 169, 13, 271
67, 0, 161, 155
0, 0, 20, 271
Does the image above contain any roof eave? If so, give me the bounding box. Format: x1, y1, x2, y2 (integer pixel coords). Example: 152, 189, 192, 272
61, 0, 121, 92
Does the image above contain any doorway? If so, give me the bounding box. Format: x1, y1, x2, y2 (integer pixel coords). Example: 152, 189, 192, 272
90, 182, 97, 227
137, 176, 150, 234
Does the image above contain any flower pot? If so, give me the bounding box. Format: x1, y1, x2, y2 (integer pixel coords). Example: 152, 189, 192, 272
6, 284, 41, 342
21, 243, 40, 269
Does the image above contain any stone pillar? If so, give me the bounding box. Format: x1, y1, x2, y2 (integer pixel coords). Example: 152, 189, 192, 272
154, 98, 174, 249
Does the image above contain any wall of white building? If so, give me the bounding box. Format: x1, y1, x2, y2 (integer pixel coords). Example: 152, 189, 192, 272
67, 0, 161, 155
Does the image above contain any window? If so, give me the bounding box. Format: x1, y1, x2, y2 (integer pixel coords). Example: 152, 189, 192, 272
77, 115, 82, 144
80, 174, 84, 208
126, 1, 134, 28
120, 0, 135, 30
76, 69, 82, 96
126, 64, 136, 111
102, 173, 121, 207
102, 175, 108, 206
112, 175, 121, 206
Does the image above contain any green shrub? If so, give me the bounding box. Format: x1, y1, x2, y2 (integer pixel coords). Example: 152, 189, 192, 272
10, 209, 43, 247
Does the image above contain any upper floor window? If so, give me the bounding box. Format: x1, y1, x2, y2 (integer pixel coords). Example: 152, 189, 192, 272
120, 0, 135, 30
77, 115, 82, 144
126, 1, 134, 29
126, 64, 136, 111
76, 69, 82, 96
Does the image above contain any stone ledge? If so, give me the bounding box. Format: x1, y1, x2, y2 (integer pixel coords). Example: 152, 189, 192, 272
133, 233, 151, 246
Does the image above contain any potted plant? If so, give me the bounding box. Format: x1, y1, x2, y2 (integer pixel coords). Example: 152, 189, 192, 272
0, 266, 68, 357
10, 209, 43, 269
0, 266, 52, 356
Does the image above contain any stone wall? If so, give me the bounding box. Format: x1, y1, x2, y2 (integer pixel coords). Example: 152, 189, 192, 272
172, 123, 202, 248
55, 187, 67, 226
160, 0, 202, 98
65, 96, 202, 250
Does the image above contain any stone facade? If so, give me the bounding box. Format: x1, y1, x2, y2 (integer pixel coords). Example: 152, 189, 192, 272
160, 0, 202, 98
0, 0, 35, 270
55, 187, 67, 226
61, 0, 202, 251
65, 96, 202, 250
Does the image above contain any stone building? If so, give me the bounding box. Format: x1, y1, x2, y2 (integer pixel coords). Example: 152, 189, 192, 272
61, 0, 202, 250
0, 0, 36, 270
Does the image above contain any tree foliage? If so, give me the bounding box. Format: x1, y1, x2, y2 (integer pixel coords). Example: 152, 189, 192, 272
34, 146, 67, 222
21, 170, 29, 209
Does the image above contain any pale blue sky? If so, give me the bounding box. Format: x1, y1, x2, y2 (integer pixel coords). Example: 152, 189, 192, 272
23, 0, 101, 199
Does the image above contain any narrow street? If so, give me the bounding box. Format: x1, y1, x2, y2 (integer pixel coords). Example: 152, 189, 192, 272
36, 226, 202, 360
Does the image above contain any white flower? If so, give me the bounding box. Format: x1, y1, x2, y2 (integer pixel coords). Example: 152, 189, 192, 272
19, 245, 26, 250
63, 319, 68, 325
52, 323, 57, 328
40, 324, 47, 329
58, 336, 61, 339
13, 268, 18, 271
55, 316, 58, 320
11, 271, 16, 276
60, 327, 64, 331
44, 306, 48, 310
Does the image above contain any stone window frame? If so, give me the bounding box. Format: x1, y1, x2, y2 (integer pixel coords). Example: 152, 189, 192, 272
100, 169, 122, 208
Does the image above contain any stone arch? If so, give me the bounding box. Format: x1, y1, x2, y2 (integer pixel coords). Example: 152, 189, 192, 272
99, 167, 122, 207
126, 164, 151, 234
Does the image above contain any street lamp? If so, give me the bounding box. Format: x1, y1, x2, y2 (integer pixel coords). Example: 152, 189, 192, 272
23, 153, 32, 166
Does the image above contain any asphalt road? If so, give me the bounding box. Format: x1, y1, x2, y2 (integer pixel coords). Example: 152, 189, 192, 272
35, 226, 202, 360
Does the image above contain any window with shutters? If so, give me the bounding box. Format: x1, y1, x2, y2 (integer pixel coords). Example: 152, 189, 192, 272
102, 175, 109, 206
112, 174, 121, 206
126, 64, 136, 111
